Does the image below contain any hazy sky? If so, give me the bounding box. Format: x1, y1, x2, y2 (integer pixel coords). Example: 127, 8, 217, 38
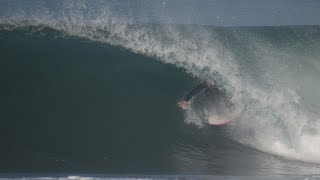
123, 0, 320, 26
1, 0, 320, 26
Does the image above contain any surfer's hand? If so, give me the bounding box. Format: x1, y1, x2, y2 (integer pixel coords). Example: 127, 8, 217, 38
178, 100, 189, 109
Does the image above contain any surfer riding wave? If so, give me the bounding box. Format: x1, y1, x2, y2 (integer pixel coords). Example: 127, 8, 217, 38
178, 80, 237, 125
178, 80, 220, 109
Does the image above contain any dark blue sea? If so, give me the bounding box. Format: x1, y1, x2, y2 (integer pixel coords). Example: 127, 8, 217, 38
1, 1, 320, 179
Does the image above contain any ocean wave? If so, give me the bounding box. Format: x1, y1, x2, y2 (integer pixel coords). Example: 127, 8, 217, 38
1, 0, 320, 164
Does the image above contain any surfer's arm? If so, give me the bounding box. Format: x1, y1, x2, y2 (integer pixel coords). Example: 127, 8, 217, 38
178, 80, 213, 109
183, 83, 207, 101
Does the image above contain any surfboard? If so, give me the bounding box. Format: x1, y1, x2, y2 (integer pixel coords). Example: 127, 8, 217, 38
207, 105, 244, 126
208, 114, 233, 126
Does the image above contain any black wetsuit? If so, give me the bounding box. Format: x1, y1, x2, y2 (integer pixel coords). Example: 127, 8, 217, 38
183, 82, 210, 101
183, 81, 234, 115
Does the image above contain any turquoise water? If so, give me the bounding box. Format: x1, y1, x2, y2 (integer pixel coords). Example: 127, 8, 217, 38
1, 1, 320, 178
1, 25, 320, 177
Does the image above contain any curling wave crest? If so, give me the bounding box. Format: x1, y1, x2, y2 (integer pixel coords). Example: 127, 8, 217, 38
1, 0, 320, 164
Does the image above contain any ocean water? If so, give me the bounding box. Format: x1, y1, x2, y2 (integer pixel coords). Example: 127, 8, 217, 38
1, 1, 320, 179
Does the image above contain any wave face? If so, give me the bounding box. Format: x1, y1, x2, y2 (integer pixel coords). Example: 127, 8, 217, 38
1, 0, 320, 175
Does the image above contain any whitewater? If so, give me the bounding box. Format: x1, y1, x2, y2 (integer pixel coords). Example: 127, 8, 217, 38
1, 0, 320, 176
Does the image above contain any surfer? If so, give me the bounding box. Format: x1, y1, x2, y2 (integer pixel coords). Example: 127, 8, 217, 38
178, 80, 215, 109
178, 80, 242, 125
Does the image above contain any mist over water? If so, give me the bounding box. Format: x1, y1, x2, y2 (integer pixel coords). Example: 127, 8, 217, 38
1, 0, 320, 175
